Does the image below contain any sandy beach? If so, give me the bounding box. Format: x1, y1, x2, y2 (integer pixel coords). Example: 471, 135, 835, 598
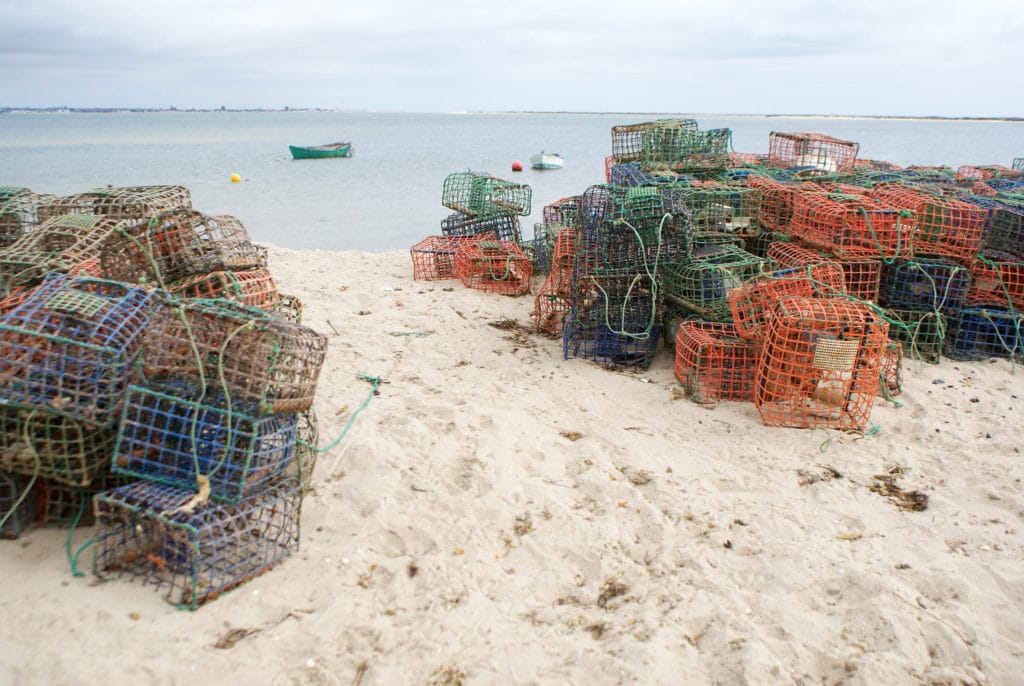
1, 244, 1023, 685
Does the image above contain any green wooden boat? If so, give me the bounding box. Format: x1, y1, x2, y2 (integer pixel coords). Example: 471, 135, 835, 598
289, 142, 353, 159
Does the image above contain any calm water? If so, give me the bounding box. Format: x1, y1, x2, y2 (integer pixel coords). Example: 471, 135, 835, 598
1, 111, 1022, 252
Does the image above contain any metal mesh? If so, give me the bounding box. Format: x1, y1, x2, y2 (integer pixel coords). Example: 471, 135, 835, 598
790, 192, 914, 259
611, 119, 698, 164
0, 214, 128, 292
562, 308, 660, 371
0, 274, 158, 425
1, 470, 36, 538
288, 409, 319, 494
879, 258, 970, 314
35, 471, 131, 528
93, 476, 301, 609
100, 210, 265, 286
140, 298, 329, 416
767, 132, 860, 172
39, 185, 192, 223
641, 127, 732, 173
410, 234, 493, 280
441, 172, 531, 218
755, 296, 889, 431
661, 245, 771, 321
966, 249, 1024, 310
872, 184, 986, 260
453, 239, 533, 295
167, 268, 280, 310
0, 189, 56, 248
0, 406, 118, 487
674, 321, 760, 403
885, 309, 948, 364
440, 212, 522, 243
113, 381, 297, 503
945, 307, 1023, 362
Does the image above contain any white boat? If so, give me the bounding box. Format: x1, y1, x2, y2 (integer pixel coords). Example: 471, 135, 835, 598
530, 151, 564, 169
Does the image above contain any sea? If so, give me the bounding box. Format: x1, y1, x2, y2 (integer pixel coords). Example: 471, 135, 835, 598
1, 111, 1022, 252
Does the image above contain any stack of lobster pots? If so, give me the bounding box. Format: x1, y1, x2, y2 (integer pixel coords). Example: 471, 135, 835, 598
0, 185, 328, 609
410, 172, 533, 295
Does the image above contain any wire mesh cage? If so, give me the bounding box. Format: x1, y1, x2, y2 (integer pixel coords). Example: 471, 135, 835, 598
1014, 158, 1024, 172
288, 408, 319, 494
879, 258, 970, 314
745, 176, 809, 233
755, 296, 889, 431
767, 132, 860, 172
1, 471, 36, 539
141, 298, 328, 416
453, 239, 533, 295
871, 185, 986, 260
0, 406, 118, 487
878, 341, 903, 399
885, 309, 948, 364
562, 308, 661, 371
35, 471, 131, 528
440, 212, 522, 243
965, 249, 1024, 309
661, 245, 771, 321
542, 196, 582, 229
100, 210, 265, 287
611, 119, 698, 164
834, 256, 882, 303
114, 381, 298, 503
39, 185, 192, 223
674, 321, 760, 403
968, 198, 1024, 256
641, 127, 732, 173
0, 188, 56, 249
576, 185, 673, 272
765, 242, 847, 295
93, 476, 301, 610
167, 268, 280, 310
790, 192, 914, 259
532, 275, 572, 335
681, 184, 762, 239
410, 234, 494, 281
728, 270, 819, 341
0, 214, 129, 293
0, 274, 159, 425
660, 300, 701, 351
945, 307, 1023, 362
441, 172, 531, 218
268, 293, 303, 324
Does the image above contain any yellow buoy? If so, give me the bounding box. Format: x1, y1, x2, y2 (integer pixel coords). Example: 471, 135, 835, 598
230, 173, 241, 183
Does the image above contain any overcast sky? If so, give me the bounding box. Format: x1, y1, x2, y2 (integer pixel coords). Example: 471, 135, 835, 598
1, 0, 1020, 116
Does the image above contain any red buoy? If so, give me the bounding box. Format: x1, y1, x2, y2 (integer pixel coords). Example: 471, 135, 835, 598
511, 160, 523, 172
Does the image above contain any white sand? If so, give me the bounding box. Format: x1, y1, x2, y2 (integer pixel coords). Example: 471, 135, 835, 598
2, 246, 1023, 685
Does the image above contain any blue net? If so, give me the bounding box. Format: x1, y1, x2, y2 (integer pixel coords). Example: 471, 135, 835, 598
945, 307, 1023, 361
879, 258, 970, 314
114, 380, 297, 503
93, 476, 300, 609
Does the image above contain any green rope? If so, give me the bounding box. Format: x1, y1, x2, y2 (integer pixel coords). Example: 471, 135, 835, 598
297, 374, 381, 454
591, 212, 669, 340
0, 410, 41, 534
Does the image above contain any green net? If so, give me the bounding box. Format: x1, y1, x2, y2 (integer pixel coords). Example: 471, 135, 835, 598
441, 172, 531, 218
661, 245, 772, 321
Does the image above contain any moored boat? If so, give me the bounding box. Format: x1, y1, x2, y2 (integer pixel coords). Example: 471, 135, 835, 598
530, 151, 563, 169
289, 142, 353, 159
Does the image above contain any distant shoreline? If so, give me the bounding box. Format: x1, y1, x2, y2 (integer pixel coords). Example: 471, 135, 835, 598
1, 107, 1021, 123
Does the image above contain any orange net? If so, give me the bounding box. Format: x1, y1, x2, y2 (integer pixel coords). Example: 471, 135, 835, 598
532, 275, 572, 335
790, 192, 913, 259
454, 239, 533, 295
966, 250, 1024, 309
765, 242, 846, 295
745, 176, 801, 232
836, 257, 882, 302
674, 321, 761, 403
728, 271, 818, 340
870, 184, 985, 260
878, 341, 903, 399
755, 296, 889, 431
167, 268, 280, 310
410, 233, 493, 280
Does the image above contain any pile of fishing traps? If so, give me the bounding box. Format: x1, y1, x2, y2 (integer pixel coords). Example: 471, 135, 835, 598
525, 120, 1023, 432
410, 172, 534, 294
0, 184, 328, 609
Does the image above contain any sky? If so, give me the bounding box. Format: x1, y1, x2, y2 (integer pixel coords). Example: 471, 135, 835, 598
1, 0, 1021, 116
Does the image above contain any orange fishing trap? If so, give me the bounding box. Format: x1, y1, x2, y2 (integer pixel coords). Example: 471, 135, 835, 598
755, 296, 889, 431
454, 239, 533, 296
674, 321, 760, 403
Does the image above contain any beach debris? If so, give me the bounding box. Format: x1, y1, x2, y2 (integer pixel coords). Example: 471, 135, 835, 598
559, 431, 583, 441
796, 465, 843, 486
596, 576, 629, 609
870, 468, 929, 511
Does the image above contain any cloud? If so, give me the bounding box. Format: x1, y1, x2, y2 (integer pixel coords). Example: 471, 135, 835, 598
0, 0, 1020, 115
